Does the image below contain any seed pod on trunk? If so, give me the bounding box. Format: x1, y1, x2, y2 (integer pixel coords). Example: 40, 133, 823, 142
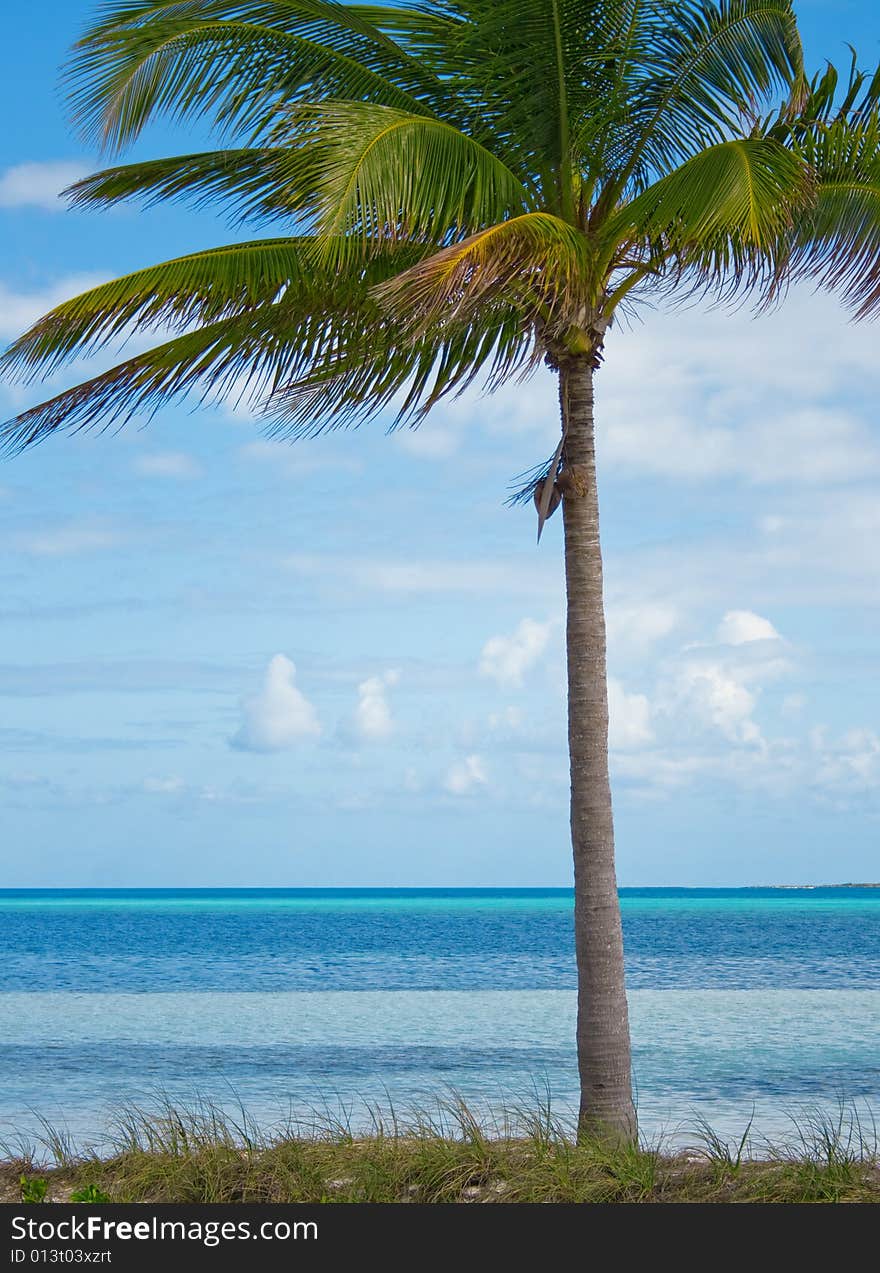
555, 465, 589, 498
533, 476, 562, 544
533, 476, 562, 519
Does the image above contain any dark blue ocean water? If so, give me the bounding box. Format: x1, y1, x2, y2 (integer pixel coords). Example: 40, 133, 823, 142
1, 887, 878, 991
1, 889, 878, 1147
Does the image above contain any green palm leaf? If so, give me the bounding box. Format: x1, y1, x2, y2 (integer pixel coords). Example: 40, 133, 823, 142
607, 137, 811, 294
2, 239, 339, 378
4, 1, 877, 445
65, 148, 325, 223
605, 0, 803, 194
301, 102, 533, 258
1, 287, 533, 453
67, 0, 454, 149
788, 115, 880, 318
375, 213, 594, 338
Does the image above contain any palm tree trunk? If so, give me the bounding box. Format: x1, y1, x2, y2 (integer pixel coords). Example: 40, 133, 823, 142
559, 352, 636, 1143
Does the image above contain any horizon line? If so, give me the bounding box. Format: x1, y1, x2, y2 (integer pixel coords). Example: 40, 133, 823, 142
1, 882, 878, 892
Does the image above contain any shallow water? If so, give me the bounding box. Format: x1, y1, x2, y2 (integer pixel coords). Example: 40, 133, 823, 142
1, 889, 878, 1150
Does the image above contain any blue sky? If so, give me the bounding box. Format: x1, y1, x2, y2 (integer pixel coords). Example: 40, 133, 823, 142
1, 2, 879, 887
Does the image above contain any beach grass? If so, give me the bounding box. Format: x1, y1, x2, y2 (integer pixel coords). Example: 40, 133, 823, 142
2, 1097, 879, 1204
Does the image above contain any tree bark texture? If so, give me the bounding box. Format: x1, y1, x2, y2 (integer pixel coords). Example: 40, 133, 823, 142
559, 352, 637, 1143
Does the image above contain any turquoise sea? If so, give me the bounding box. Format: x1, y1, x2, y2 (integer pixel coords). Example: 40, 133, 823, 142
1, 888, 878, 1151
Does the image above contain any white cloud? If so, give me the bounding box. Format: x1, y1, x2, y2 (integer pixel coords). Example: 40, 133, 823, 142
598, 291, 880, 485
133, 451, 202, 479
0, 274, 107, 342
668, 662, 763, 745
716, 610, 781, 646
624, 610, 794, 762
600, 485, 880, 617
479, 618, 553, 687
353, 670, 399, 742
608, 678, 654, 750
444, 753, 488, 795
232, 654, 321, 751
386, 289, 880, 487
615, 717, 880, 807
812, 727, 880, 796
15, 523, 119, 557
606, 601, 679, 653
0, 161, 88, 212
394, 422, 460, 459
602, 403, 880, 485
612, 750, 715, 794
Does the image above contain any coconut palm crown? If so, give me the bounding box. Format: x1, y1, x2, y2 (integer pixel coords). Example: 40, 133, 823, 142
3, 1, 880, 1140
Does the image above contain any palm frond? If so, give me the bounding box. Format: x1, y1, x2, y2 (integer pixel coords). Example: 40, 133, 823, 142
265, 301, 539, 439
788, 114, 880, 318
2, 313, 282, 454
1, 295, 536, 455
757, 52, 880, 317
4, 0, 877, 466
607, 137, 811, 297
300, 101, 532, 258
1, 238, 365, 380
603, 0, 803, 194
67, 0, 454, 149
427, 0, 627, 206
373, 212, 594, 335
66, 148, 326, 223
773, 46, 880, 132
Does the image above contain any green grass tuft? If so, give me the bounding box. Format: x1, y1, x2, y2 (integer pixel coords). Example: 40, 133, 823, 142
1, 1098, 878, 1204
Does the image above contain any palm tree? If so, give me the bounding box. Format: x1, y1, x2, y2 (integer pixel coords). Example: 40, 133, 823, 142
3, 1, 880, 1142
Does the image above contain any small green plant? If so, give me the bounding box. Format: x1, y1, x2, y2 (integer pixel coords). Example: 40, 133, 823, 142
3, 1099, 878, 1205
70, 1184, 111, 1204
20, 1176, 49, 1203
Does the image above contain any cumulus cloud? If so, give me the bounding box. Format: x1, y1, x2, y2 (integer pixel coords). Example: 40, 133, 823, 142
0, 161, 88, 211
444, 754, 488, 795
133, 451, 202, 479
606, 601, 679, 653
606, 609, 796, 788
352, 670, 399, 742
232, 655, 321, 751
716, 610, 781, 646
608, 678, 654, 749
615, 717, 880, 807
668, 662, 763, 745
479, 618, 553, 687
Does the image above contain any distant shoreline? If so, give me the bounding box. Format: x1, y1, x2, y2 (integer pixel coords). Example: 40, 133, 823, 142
1, 883, 878, 895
